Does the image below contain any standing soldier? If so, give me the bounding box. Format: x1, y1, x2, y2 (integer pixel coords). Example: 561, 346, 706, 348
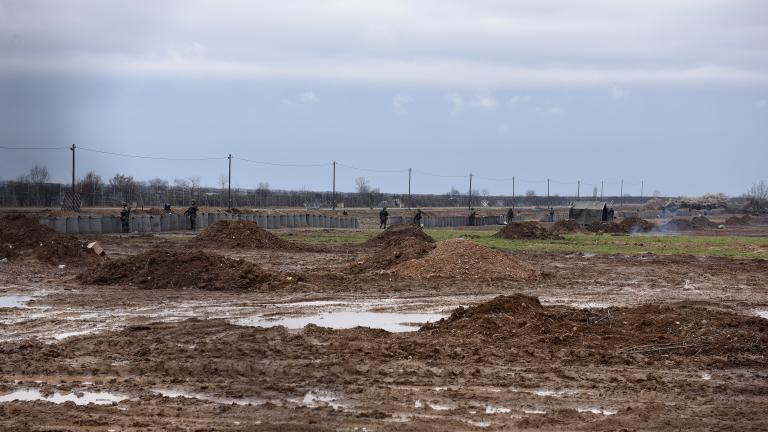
469, 208, 477, 226
549, 207, 555, 222
184, 199, 199, 230
413, 209, 423, 226
120, 202, 131, 233
379, 207, 389, 229
506, 208, 515, 224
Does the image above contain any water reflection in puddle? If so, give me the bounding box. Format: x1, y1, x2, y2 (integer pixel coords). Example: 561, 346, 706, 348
0, 296, 33, 308
235, 311, 444, 332
0, 389, 125, 405
577, 406, 617, 415
154, 389, 265, 406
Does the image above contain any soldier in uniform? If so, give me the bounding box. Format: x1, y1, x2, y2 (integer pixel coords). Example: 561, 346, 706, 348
184, 199, 199, 230
469, 208, 477, 226
549, 207, 555, 222
120, 202, 131, 233
506, 208, 515, 224
163, 203, 172, 214
413, 209, 423, 226
379, 207, 389, 229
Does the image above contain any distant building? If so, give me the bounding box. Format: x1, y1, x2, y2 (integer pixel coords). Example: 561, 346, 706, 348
569, 201, 611, 224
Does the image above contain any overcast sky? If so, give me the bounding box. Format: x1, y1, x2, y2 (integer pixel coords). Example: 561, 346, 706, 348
1, 0, 766, 196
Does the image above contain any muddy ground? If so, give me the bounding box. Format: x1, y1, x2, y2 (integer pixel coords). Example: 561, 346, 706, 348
1, 225, 767, 431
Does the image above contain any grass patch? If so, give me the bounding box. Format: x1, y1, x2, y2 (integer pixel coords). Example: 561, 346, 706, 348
281, 228, 768, 259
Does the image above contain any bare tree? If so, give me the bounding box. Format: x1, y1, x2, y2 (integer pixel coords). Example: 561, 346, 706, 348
525, 189, 537, 206
79, 171, 103, 206
746, 180, 768, 213
355, 177, 371, 194
29, 165, 50, 184
218, 175, 228, 190
109, 173, 139, 203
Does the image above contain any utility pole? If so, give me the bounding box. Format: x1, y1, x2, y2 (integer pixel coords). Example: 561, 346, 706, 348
408, 168, 412, 209
640, 180, 644, 203
577, 180, 580, 201
332, 161, 336, 210
600, 180, 604, 201
512, 176, 515, 209
620, 179, 624, 208
468, 173, 473, 210
227, 154, 232, 210
547, 178, 550, 207
70, 144, 76, 196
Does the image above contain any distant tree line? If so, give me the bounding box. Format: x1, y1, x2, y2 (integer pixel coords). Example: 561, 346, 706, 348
4, 165, 759, 211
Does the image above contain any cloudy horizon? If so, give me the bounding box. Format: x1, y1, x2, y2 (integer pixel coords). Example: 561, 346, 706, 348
1, 0, 766, 196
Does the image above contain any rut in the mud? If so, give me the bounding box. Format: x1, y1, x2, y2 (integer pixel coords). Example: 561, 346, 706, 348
192, 220, 300, 250
79, 249, 277, 290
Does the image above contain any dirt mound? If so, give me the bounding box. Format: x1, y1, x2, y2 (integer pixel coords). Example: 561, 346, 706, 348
192, 220, 299, 250
392, 239, 540, 280
585, 217, 656, 234
363, 224, 434, 247
421, 294, 768, 362
551, 220, 584, 234
494, 222, 563, 240
350, 237, 435, 273
662, 216, 718, 232
726, 214, 752, 226
79, 249, 275, 290
0, 214, 95, 264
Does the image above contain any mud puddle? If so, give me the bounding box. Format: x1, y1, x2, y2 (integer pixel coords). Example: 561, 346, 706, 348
235, 311, 445, 332
0, 295, 33, 308
0, 388, 126, 405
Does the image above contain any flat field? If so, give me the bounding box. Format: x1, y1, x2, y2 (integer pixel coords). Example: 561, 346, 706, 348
1, 217, 767, 431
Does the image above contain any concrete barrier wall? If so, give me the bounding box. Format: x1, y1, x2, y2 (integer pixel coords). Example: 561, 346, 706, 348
40, 213, 360, 234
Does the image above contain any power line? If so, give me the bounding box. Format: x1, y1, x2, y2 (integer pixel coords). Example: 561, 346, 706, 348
233, 156, 328, 168
0, 145, 69, 150
336, 162, 408, 173
412, 169, 465, 179
78, 146, 225, 161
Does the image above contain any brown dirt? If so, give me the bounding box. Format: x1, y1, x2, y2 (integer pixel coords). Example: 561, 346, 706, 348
726, 214, 752, 226
0, 214, 96, 264
192, 220, 300, 250
422, 294, 768, 365
662, 216, 719, 232
585, 217, 657, 234
494, 221, 563, 240
78, 249, 277, 290
551, 219, 585, 234
363, 224, 434, 247
349, 237, 435, 273
393, 239, 541, 280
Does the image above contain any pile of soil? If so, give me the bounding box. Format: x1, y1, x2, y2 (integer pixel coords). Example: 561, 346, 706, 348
192, 220, 299, 250
421, 294, 768, 363
550, 220, 584, 234
79, 249, 275, 290
726, 214, 752, 226
494, 222, 563, 240
0, 214, 95, 264
349, 237, 435, 273
662, 216, 718, 232
363, 224, 434, 247
392, 239, 540, 280
586, 217, 656, 234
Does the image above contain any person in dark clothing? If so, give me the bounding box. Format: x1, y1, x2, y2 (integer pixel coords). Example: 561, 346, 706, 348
549, 207, 555, 222
379, 207, 389, 229
413, 209, 423, 226
184, 199, 199, 230
506, 208, 515, 224
469, 208, 477, 226
163, 203, 172, 214
120, 202, 131, 233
